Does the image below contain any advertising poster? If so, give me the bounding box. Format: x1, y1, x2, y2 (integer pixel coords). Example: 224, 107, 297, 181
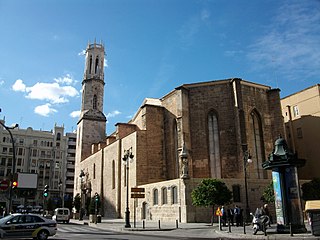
272, 171, 284, 225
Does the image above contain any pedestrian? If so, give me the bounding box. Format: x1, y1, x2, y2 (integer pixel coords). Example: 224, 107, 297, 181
227, 207, 234, 226
234, 205, 241, 226
221, 206, 227, 226
263, 204, 271, 227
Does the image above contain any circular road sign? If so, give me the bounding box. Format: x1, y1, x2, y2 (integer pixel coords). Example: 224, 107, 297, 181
0, 180, 9, 190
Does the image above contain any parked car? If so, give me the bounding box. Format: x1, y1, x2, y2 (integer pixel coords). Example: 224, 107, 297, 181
0, 213, 57, 239
52, 208, 70, 223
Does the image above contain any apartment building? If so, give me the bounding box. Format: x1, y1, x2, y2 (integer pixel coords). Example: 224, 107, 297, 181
281, 84, 320, 180
0, 121, 76, 211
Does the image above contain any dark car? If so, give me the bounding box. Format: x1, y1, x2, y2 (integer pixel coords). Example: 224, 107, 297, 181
0, 213, 57, 239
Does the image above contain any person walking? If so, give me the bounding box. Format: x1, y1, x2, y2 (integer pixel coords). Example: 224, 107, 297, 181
234, 205, 241, 226
221, 206, 227, 226
227, 207, 234, 226
263, 204, 271, 227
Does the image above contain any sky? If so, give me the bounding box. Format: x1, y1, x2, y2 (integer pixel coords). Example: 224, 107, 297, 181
0, 0, 319, 134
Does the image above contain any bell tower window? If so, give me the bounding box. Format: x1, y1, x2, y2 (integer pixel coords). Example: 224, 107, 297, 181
95, 57, 99, 74
93, 94, 97, 109
89, 56, 92, 74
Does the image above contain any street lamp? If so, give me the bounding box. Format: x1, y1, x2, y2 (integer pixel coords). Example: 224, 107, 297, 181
79, 170, 85, 220
122, 147, 134, 228
0, 114, 19, 213
242, 144, 252, 222
58, 179, 62, 207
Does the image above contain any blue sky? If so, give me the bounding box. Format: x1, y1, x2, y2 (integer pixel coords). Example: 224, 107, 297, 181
0, 0, 319, 134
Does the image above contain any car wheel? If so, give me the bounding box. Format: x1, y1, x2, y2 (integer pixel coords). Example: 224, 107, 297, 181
37, 229, 49, 240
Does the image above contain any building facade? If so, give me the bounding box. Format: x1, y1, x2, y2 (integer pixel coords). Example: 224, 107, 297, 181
281, 84, 320, 180
74, 42, 285, 222
0, 121, 76, 211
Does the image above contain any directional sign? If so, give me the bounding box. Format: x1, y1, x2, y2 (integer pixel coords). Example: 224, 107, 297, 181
131, 193, 145, 198
131, 187, 145, 193
0, 180, 9, 190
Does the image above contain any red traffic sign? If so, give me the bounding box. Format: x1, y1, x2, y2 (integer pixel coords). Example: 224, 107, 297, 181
0, 180, 9, 190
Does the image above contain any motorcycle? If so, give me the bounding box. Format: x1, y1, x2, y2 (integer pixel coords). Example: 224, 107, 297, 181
250, 210, 270, 235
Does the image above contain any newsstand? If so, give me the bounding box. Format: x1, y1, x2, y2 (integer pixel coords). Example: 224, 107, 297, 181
305, 200, 320, 236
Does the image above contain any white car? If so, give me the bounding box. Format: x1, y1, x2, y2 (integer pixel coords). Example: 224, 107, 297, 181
0, 213, 57, 239
52, 208, 70, 223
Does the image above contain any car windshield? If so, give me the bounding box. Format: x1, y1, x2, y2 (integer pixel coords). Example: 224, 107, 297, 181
0, 215, 13, 224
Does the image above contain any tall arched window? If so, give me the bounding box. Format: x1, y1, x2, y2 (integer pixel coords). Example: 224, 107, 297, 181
112, 160, 115, 189
162, 187, 167, 205
93, 94, 97, 109
208, 111, 221, 178
56, 133, 61, 141
93, 163, 96, 179
153, 189, 158, 205
250, 110, 266, 179
89, 56, 92, 74
171, 186, 178, 204
95, 57, 99, 74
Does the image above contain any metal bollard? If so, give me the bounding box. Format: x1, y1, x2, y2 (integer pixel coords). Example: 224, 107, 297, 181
176, 219, 179, 229
228, 219, 231, 233
243, 218, 246, 234
158, 220, 161, 229
143, 220, 145, 229
264, 222, 267, 236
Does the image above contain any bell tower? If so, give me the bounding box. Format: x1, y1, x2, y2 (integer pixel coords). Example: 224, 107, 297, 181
76, 41, 107, 162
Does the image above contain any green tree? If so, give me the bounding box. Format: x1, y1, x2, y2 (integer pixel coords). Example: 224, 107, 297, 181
191, 179, 232, 223
302, 178, 320, 201
261, 181, 275, 203
73, 193, 81, 213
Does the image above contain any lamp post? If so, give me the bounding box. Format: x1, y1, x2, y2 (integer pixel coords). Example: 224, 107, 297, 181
242, 144, 252, 222
122, 147, 134, 228
0, 115, 18, 213
58, 179, 62, 207
79, 170, 85, 220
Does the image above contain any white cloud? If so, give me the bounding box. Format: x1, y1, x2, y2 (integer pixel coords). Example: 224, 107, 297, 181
54, 74, 76, 85
106, 110, 121, 118
12, 79, 27, 92
70, 110, 81, 118
78, 50, 86, 56
0, 80, 4, 86
104, 58, 108, 68
25, 82, 79, 104
34, 103, 57, 117
201, 9, 210, 22
178, 8, 211, 49
247, 1, 320, 80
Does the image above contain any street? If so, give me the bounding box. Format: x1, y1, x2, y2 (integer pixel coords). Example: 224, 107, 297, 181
53, 223, 227, 240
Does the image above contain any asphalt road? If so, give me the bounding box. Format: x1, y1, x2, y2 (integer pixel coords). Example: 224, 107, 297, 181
53, 223, 229, 240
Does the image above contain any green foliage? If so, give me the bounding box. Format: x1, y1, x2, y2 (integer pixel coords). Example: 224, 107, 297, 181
73, 193, 81, 213
302, 178, 320, 201
191, 179, 232, 207
261, 181, 275, 203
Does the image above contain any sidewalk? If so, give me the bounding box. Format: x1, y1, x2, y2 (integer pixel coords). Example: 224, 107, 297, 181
70, 217, 320, 239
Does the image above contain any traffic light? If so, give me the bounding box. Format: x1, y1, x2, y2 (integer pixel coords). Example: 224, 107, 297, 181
94, 192, 100, 203
12, 181, 18, 189
43, 185, 49, 198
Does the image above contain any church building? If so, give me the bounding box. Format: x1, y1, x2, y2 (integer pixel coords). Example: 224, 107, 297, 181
74, 42, 284, 222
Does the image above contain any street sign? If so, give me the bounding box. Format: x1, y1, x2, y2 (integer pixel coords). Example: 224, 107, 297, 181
0, 180, 9, 190
131, 193, 145, 198
131, 187, 145, 192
